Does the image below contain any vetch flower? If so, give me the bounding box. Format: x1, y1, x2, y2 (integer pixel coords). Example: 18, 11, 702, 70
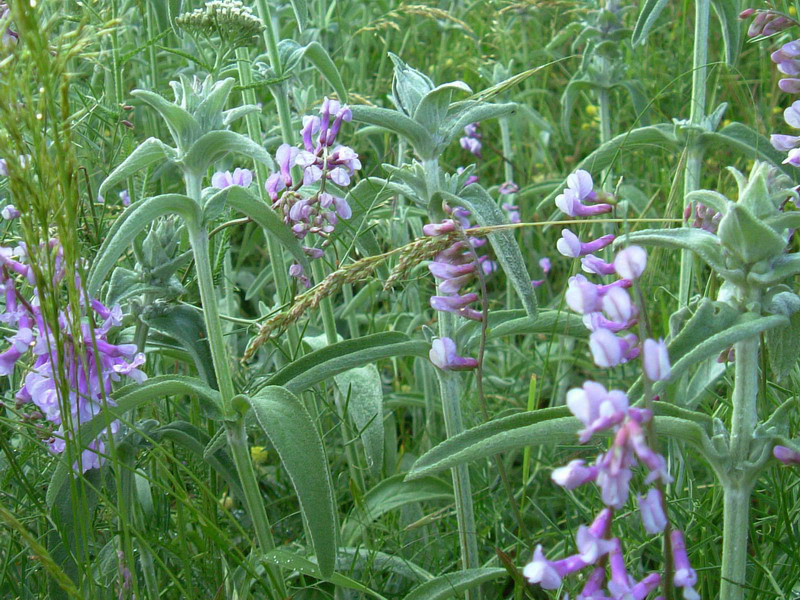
613, 246, 647, 280
582, 254, 616, 276
429, 337, 478, 371
671, 529, 700, 600
567, 380, 629, 442
576, 509, 614, 563
551, 459, 599, 489
643, 338, 671, 381
774, 445, 800, 465
1, 204, 20, 220
638, 488, 667, 534
557, 229, 615, 258
589, 329, 638, 368
212, 167, 253, 189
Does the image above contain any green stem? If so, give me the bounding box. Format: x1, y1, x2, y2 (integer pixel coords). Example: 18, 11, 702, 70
256, 0, 296, 145
720, 334, 759, 600
678, 0, 710, 308
184, 174, 286, 597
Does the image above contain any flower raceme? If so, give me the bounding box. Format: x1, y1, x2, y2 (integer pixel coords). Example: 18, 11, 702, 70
0, 242, 146, 472
264, 97, 360, 287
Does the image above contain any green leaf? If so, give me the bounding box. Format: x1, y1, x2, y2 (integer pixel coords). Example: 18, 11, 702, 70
449, 186, 537, 318
718, 204, 786, 265
264, 332, 429, 395
460, 309, 588, 349
301, 41, 348, 103
262, 549, 388, 600
350, 105, 433, 158
748, 253, 800, 287
143, 305, 216, 388
98, 138, 177, 199
334, 365, 385, 478
402, 568, 507, 600
193, 78, 236, 133
224, 185, 312, 275
87, 194, 200, 297
247, 386, 337, 578
560, 78, 598, 143
182, 130, 272, 176
442, 101, 516, 148
341, 474, 452, 545
337, 548, 432, 583
703, 122, 793, 177
685, 189, 730, 216
711, 0, 742, 65
46, 376, 222, 507
616, 228, 732, 279
131, 90, 201, 149
631, 0, 670, 46
151, 421, 244, 501
288, 0, 308, 31
222, 104, 262, 127
414, 81, 472, 133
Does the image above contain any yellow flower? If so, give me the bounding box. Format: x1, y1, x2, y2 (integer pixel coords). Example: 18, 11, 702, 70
585, 104, 599, 116
220, 493, 234, 510
251, 446, 269, 464
790, 6, 797, 16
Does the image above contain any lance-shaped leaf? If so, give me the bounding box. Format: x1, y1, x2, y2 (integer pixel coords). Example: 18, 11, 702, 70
711, 0, 742, 65
632, 0, 670, 46
143, 304, 216, 388
262, 550, 388, 600
247, 386, 337, 578
300, 41, 348, 103
718, 203, 786, 265
224, 185, 311, 274
685, 189, 730, 216
181, 130, 272, 176
460, 309, 588, 349
222, 105, 262, 128
703, 122, 793, 176
441, 100, 516, 147
46, 375, 222, 507
98, 138, 177, 199
350, 105, 433, 158
407, 409, 713, 480
402, 568, 507, 600
414, 81, 472, 134
131, 90, 201, 149
446, 187, 537, 318
334, 365, 384, 478
193, 77, 235, 132
341, 474, 453, 545
87, 194, 200, 297
264, 332, 429, 395
288, 0, 308, 31
337, 548, 432, 583
616, 228, 733, 279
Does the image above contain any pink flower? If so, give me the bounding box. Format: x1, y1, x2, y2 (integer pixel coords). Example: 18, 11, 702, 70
429, 337, 478, 371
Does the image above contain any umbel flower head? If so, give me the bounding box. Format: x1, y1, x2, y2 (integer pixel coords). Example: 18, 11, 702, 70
176, 1, 265, 46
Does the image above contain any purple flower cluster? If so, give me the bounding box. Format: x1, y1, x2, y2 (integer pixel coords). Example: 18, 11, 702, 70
759, 33, 800, 166
741, 8, 794, 38
423, 210, 497, 371
459, 122, 482, 157
264, 98, 360, 287
0, 241, 146, 472
499, 180, 521, 223
683, 201, 721, 234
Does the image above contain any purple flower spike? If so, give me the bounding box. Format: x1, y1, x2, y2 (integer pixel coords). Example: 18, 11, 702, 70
557, 229, 615, 258
582, 254, 616, 276
551, 459, 599, 489
643, 338, 671, 381
576, 508, 614, 563
459, 122, 482, 157
774, 445, 800, 465
567, 380, 629, 442
638, 488, 667, 534
613, 246, 647, 280
429, 337, 478, 371
671, 529, 700, 599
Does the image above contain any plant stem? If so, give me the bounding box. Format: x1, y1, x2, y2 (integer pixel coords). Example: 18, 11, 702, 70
720, 334, 759, 600
185, 174, 286, 597
678, 0, 710, 308
256, 0, 296, 145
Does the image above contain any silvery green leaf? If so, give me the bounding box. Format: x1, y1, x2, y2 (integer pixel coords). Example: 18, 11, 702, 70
451, 186, 538, 318
711, 0, 742, 66
413, 81, 471, 133
735, 161, 775, 218
277, 39, 304, 73
441, 100, 516, 147
766, 310, 800, 380
300, 41, 348, 103
222, 105, 262, 127
718, 204, 785, 265
202, 186, 230, 223
181, 130, 272, 176
685, 190, 730, 216
132, 90, 201, 149
247, 386, 337, 578
350, 105, 434, 158
288, 0, 308, 31
460, 309, 588, 350
334, 365, 384, 478
617, 228, 733, 280
193, 77, 236, 133
402, 568, 507, 600
702, 122, 793, 177
748, 253, 800, 287
224, 185, 312, 275
88, 194, 200, 297
631, 0, 670, 46
340, 474, 452, 545
389, 53, 434, 117
99, 138, 177, 198
143, 304, 216, 388
106, 267, 144, 306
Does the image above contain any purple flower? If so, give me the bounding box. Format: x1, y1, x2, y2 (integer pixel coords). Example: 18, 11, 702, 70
212, 168, 253, 189
557, 229, 615, 258
589, 329, 638, 368
582, 312, 631, 333
785, 100, 800, 128
522, 546, 563, 589
774, 445, 800, 465
423, 220, 456, 236
1, 204, 20, 220
429, 337, 478, 371
566, 274, 603, 314
771, 134, 800, 152
670, 530, 700, 599
430, 293, 483, 321
582, 254, 616, 276
555, 170, 612, 217
502, 202, 521, 224
780, 78, 800, 94
772, 41, 800, 75
613, 246, 647, 280
601, 287, 637, 323
576, 509, 614, 563
459, 122, 482, 157
567, 381, 629, 442
577, 568, 610, 600
288, 262, 311, 288
551, 459, 599, 489
638, 488, 667, 534
499, 181, 519, 195
643, 338, 671, 381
